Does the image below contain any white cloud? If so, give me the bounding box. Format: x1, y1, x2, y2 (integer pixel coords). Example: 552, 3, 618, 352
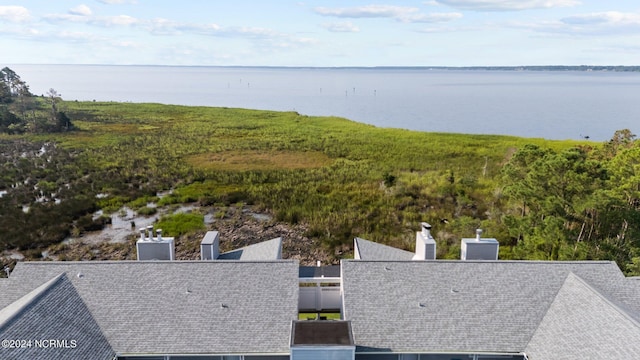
291, 37, 318, 45
110, 40, 139, 48
28, 6, 313, 61
314, 5, 461, 23
435, 0, 580, 11
57, 30, 100, 42
507, 11, 640, 36
315, 5, 420, 19
43, 13, 139, 27
404, 12, 463, 23
505, 19, 567, 33
42, 10, 268, 38
147, 18, 184, 35
0, 24, 102, 45
417, 24, 478, 33
70, 5, 93, 17
97, 0, 138, 4
322, 21, 360, 32
93, 14, 138, 26
222, 26, 280, 39
42, 13, 87, 24
561, 11, 640, 26
0, 5, 30, 22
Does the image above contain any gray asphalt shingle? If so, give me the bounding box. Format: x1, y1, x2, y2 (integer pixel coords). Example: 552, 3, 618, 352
341, 260, 640, 356
0, 273, 115, 360
218, 237, 282, 260
354, 237, 414, 261
525, 273, 640, 359
1, 260, 299, 356
3, 255, 639, 359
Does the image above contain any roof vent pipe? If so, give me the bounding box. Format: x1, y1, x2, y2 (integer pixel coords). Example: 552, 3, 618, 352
422, 222, 433, 238
476, 228, 482, 242
156, 229, 163, 242
139, 228, 146, 241
147, 225, 154, 241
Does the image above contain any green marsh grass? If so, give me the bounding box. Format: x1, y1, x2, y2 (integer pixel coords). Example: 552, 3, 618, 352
54, 101, 589, 254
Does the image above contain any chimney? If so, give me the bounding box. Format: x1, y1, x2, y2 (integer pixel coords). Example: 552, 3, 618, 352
136, 227, 175, 260
147, 225, 154, 241
412, 222, 436, 260
460, 228, 499, 261
201, 231, 220, 260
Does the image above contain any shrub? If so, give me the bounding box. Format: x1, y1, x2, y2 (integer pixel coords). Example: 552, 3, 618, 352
155, 213, 205, 237
137, 206, 157, 216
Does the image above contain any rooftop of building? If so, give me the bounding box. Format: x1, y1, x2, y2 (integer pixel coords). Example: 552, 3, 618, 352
0, 260, 299, 358
2, 228, 640, 360
341, 259, 640, 358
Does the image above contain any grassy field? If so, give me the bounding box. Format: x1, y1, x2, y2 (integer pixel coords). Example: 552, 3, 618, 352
8, 98, 624, 270
43, 101, 587, 259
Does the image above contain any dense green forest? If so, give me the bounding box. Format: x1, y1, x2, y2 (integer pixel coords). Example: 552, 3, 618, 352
1, 67, 639, 276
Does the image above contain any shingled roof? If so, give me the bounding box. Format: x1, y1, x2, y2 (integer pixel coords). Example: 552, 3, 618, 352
218, 237, 283, 260
525, 273, 640, 358
3, 253, 639, 359
354, 237, 414, 260
0, 260, 299, 357
341, 260, 640, 357
0, 273, 114, 360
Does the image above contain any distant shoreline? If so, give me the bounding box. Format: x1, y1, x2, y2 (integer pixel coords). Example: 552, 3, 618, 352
8, 64, 640, 72
9, 64, 639, 141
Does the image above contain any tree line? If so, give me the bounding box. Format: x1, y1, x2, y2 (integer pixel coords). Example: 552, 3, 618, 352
500, 130, 640, 274
0, 67, 74, 134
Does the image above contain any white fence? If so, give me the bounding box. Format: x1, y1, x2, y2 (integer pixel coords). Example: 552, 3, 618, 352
298, 278, 342, 312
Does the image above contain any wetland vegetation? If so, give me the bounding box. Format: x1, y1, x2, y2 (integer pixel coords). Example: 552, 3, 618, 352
1, 67, 639, 276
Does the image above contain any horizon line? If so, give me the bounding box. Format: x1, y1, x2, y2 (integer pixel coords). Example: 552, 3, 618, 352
7, 63, 640, 70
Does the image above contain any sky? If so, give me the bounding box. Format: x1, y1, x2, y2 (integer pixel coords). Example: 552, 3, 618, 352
1, 0, 640, 67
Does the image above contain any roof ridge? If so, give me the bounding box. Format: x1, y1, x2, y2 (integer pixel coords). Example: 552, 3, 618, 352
0, 273, 65, 329
524, 272, 640, 351
566, 272, 640, 328
522, 271, 576, 351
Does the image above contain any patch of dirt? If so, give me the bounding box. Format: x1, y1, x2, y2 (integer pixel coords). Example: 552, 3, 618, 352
176, 206, 334, 265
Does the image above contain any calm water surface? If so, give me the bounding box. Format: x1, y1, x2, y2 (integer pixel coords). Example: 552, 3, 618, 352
11, 65, 640, 141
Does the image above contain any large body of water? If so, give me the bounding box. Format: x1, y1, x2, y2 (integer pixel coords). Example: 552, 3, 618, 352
10, 64, 640, 141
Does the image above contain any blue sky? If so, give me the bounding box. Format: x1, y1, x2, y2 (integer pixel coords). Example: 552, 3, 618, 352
1, 0, 639, 66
